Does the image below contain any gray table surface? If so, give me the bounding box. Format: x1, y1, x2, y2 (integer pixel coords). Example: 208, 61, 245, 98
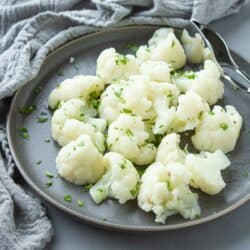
39, 4, 250, 250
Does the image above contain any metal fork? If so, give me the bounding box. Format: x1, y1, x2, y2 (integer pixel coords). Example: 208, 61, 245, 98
189, 20, 250, 92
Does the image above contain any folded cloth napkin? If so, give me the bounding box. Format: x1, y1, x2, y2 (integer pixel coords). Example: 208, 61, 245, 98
0, 0, 249, 249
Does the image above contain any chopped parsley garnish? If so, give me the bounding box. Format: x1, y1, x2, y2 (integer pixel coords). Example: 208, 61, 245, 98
130, 189, 136, 197
130, 182, 140, 197
97, 188, 103, 193
33, 86, 42, 95
115, 54, 127, 65
64, 194, 72, 202
120, 159, 128, 170
44, 138, 51, 143
125, 128, 133, 137
208, 111, 215, 115
90, 99, 100, 109
158, 124, 164, 129
220, 123, 228, 131
36, 160, 42, 165
78, 141, 85, 147
198, 111, 203, 120
18, 105, 36, 115
45, 171, 54, 179
37, 116, 48, 123
243, 171, 249, 177
121, 108, 132, 114
57, 69, 64, 76
45, 180, 53, 188
126, 43, 139, 52
114, 89, 125, 103
171, 40, 175, 47
77, 199, 84, 207
18, 127, 30, 140
166, 180, 173, 191
83, 183, 93, 191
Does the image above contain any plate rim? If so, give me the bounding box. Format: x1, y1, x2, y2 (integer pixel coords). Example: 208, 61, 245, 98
6, 25, 250, 231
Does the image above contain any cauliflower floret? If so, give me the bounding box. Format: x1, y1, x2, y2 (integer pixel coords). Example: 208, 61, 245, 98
156, 133, 186, 164
192, 105, 242, 153
149, 81, 180, 134
107, 114, 156, 165
173, 60, 224, 105
148, 28, 186, 69
98, 82, 126, 123
48, 75, 104, 109
138, 162, 200, 223
140, 61, 171, 82
90, 152, 140, 204
99, 75, 155, 123
181, 30, 205, 64
186, 150, 231, 195
176, 91, 210, 131
56, 135, 106, 185
51, 99, 106, 147
136, 45, 151, 63
96, 48, 140, 83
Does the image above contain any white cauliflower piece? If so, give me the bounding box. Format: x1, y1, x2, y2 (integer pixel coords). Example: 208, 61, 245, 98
136, 45, 151, 63
56, 135, 106, 185
149, 81, 180, 134
48, 75, 104, 109
98, 82, 126, 123
173, 60, 224, 105
148, 28, 186, 69
181, 29, 205, 64
138, 162, 200, 223
99, 75, 155, 123
140, 61, 171, 82
51, 99, 106, 147
107, 114, 156, 165
192, 105, 242, 153
156, 133, 186, 164
96, 48, 140, 83
186, 150, 231, 195
90, 152, 140, 204
176, 91, 210, 131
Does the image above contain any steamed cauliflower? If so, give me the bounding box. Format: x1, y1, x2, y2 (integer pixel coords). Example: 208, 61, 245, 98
138, 162, 200, 223
149, 81, 180, 134
140, 61, 171, 82
192, 105, 242, 153
186, 150, 231, 195
51, 99, 106, 147
107, 114, 156, 165
175, 91, 210, 131
173, 60, 224, 105
48, 75, 104, 110
96, 48, 139, 83
181, 29, 205, 64
90, 152, 140, 204
156, 133, 186, 164
56, 135, 106, 185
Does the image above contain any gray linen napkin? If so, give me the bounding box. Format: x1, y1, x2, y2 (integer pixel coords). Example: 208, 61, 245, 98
0, 1, 249, 249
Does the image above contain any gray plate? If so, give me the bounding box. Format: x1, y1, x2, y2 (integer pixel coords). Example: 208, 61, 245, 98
7, 26, 250, 231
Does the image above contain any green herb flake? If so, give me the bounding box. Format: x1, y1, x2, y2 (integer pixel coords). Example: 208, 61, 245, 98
36, 160, 42, 165
208, 111, 215, 115
83, 183, 93, 191
166, 180, 173, 191
45, 171, 54, 179
37, 116, 48, 123
198, 111, 203, 120
18, 105, 36, 115
44, 138, 51, 143
45, 180, 53, 188
90, 99, 100, 109
114, 90, 125, 103
57, 69, 64, 76
126, 43, 139, 52
64, 194, 72, 202
115, 54, 127, 65
171, 40, 175, 47
122, 108, 132, 114
220, 123, 228, 131
125, 128, 133, 137
18, 127, 30, 140
243, 171, 249, 177
78, 141, 85, 147
77, 199, 84, 207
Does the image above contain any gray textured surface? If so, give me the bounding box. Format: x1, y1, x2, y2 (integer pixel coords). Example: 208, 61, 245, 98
44, 4, 250, 250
